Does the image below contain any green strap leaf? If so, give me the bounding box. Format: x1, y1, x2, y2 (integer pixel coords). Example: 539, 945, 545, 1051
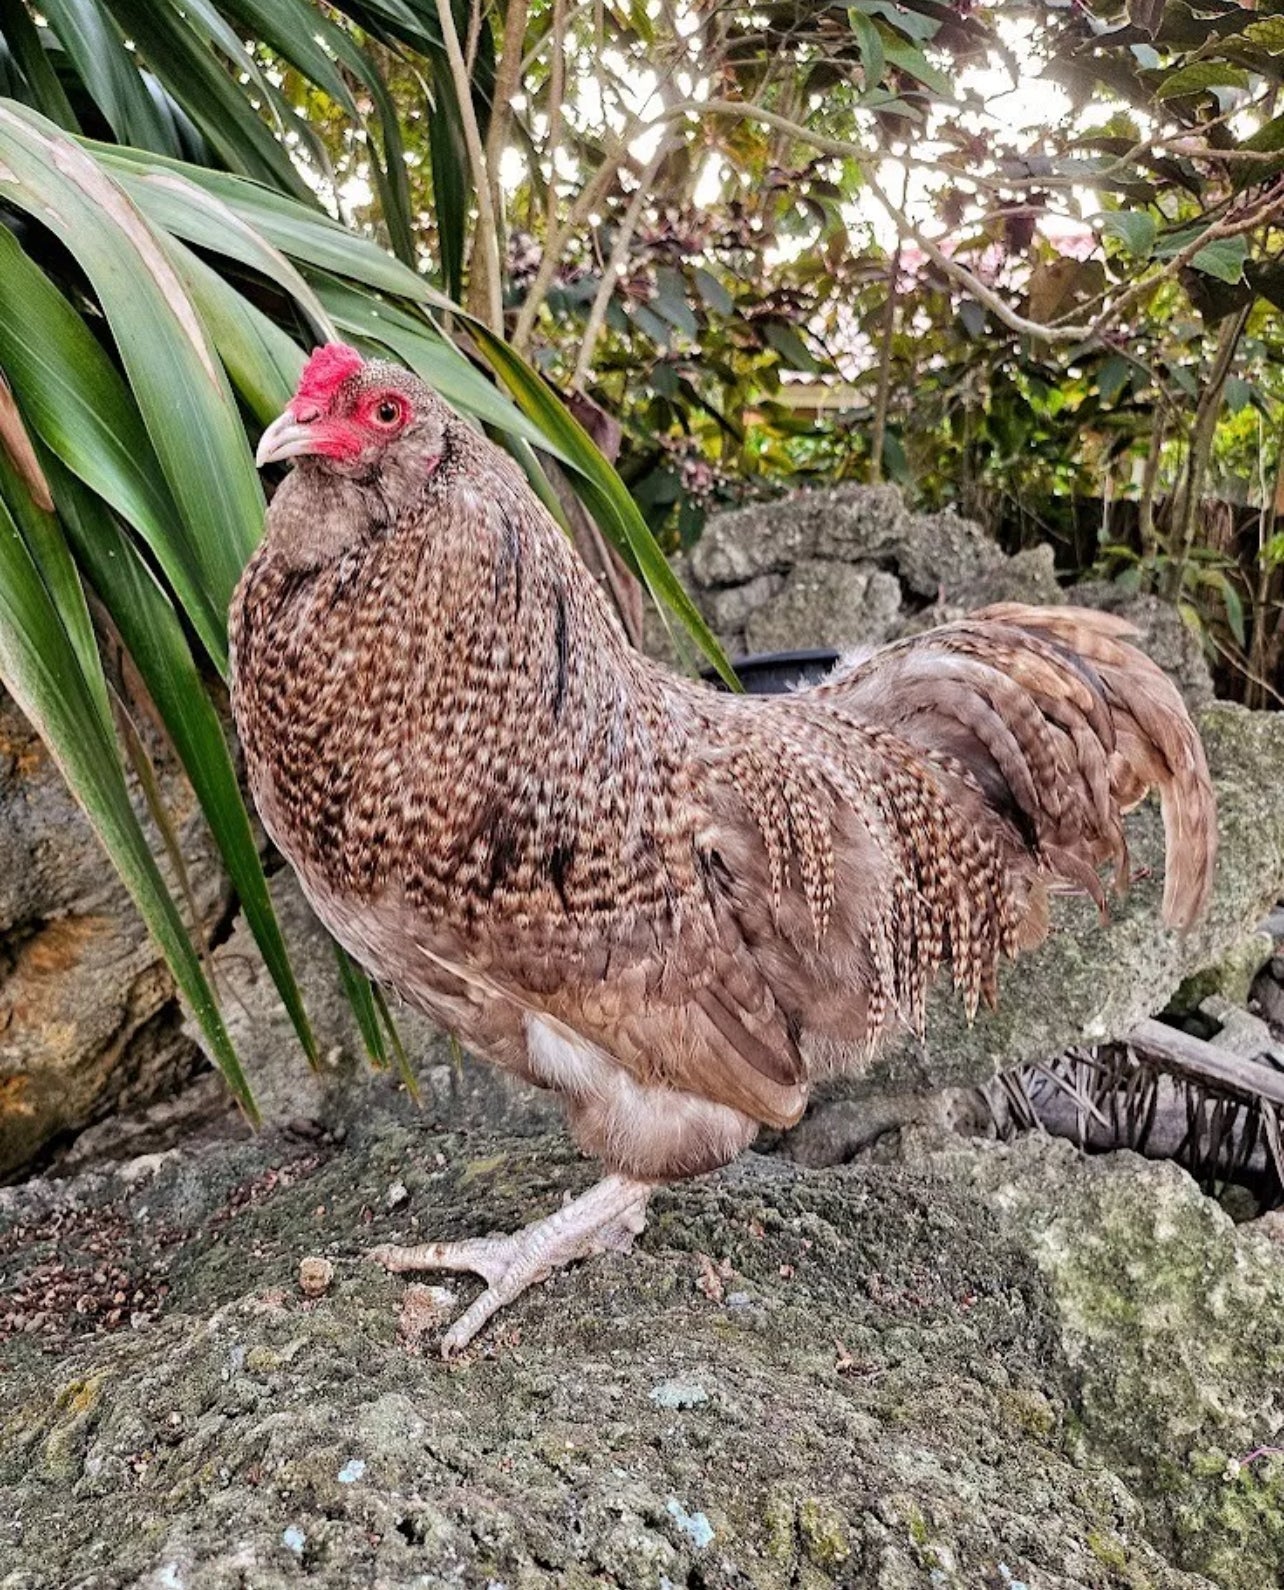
0, 488, 258, 1122
48, 454, 320, 1071
0, 102, 264, 653
0, 218, 228, 669
102, 157, 337, 341
165, 240, 305, 423
335, 942, 390, 1067
97, 0, 314, 197
38, 0, 179, 153
0, 0, 81, 128
0, 446, 110, 731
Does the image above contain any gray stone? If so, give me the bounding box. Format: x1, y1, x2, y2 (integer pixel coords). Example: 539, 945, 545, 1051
809, 482, 908, 561
1253, 958, 1284, 1031
0, 1110, 1256, 1588
1172, 930, 1277, 1011
689, 486, 1002, 616
953, 541, 1065, 610
903, 1129, 1284, 1590
888, 506, 1006, 598
688, 495, 820, 587
745, 561, 902, 654
1199, 995, 1282, 1063
706, 571, 786, 633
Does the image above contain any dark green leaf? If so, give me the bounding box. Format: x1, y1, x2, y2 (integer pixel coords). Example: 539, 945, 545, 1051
652, 267, 698, 337
1190, 234, 1248, 284
851, 1, 938, 43
880, 37, 953, 100
0, 106, 263, 659
0, 0, 81, 127
763, 322, 820, 371
1099, 210, 1157, 258
1097, 354, 1131, 405
850, 11, 885, 87
0, 220, 225, 666
39, 0, 178, 152
1155, 62, 1250, 100
101, 0, 314, 197
693, 267, 734, 316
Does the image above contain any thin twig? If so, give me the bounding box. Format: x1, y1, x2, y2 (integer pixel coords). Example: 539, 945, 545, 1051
433, 0, 505, 332
571, 133, 678, 390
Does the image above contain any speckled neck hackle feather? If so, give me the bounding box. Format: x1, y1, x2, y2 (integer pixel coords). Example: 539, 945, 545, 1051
232, 355, 1216, 1202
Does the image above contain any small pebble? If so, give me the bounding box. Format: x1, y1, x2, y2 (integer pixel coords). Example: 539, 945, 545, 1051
281, 1525, 306, 1557
665, 1498, 714, 1548
386, 1180, 410, 1210
336, 1458, 365, 1485
399, 1282, 457, 1344
298, 1256, 334, 1298
649, 1380, 709, 1410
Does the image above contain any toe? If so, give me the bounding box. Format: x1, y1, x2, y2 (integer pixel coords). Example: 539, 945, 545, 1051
440, 1288, 504, 1357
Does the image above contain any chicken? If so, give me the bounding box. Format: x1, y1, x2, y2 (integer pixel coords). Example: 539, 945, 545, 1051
231, 343, 1217, 1353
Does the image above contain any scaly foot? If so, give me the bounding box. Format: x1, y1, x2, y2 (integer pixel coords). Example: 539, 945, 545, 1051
368, 1173, 653, 1355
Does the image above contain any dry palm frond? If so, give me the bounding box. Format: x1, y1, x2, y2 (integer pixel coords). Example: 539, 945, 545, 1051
982, 1018, 1284, 1207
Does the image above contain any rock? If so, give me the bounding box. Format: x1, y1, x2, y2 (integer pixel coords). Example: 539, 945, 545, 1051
679, 488, 1215, 726
1253, 956, 1284, 1032
688, 485, 1004, 634
829, 703, 1284, 1096
298, 1255, 334, 1297
1170, 930, 1276, 1012
953, 541, 1065, 610
705, 571, 787, 635
903, 1129, 1284, 1590
1198, 996, 1282, 1063
0, 690, 216, 1179
649, 1379, 710, 1409
0, 1106, 1261, 1588
744, 561, 902, 655
689, 495, 823, 587
888, 506, 1006, 598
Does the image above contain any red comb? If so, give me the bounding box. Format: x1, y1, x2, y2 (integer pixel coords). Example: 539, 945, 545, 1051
294, 342, 363, 406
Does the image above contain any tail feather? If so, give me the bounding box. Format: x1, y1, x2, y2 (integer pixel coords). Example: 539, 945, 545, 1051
821, 602, 1217, 935
976, 604, 1216, 930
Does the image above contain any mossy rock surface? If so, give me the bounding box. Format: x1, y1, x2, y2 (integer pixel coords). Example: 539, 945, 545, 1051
4, 1095, 1282, 1589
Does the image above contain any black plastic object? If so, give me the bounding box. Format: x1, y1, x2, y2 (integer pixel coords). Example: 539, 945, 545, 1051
700, 647, 842, 695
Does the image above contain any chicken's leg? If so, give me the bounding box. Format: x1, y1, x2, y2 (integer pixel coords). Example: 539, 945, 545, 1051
368, 1173, 653, 1354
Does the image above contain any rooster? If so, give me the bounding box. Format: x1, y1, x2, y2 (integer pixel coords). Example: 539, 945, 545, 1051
232, 344, 1216, 1354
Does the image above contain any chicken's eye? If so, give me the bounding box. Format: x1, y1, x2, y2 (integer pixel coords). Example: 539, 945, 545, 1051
373, 398, 403, 427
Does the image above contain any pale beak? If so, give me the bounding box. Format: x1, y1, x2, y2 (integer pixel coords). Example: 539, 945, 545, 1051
255, 411, 321, 468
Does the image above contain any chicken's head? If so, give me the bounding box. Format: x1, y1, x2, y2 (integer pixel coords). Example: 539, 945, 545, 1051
255, 343, 447, 487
